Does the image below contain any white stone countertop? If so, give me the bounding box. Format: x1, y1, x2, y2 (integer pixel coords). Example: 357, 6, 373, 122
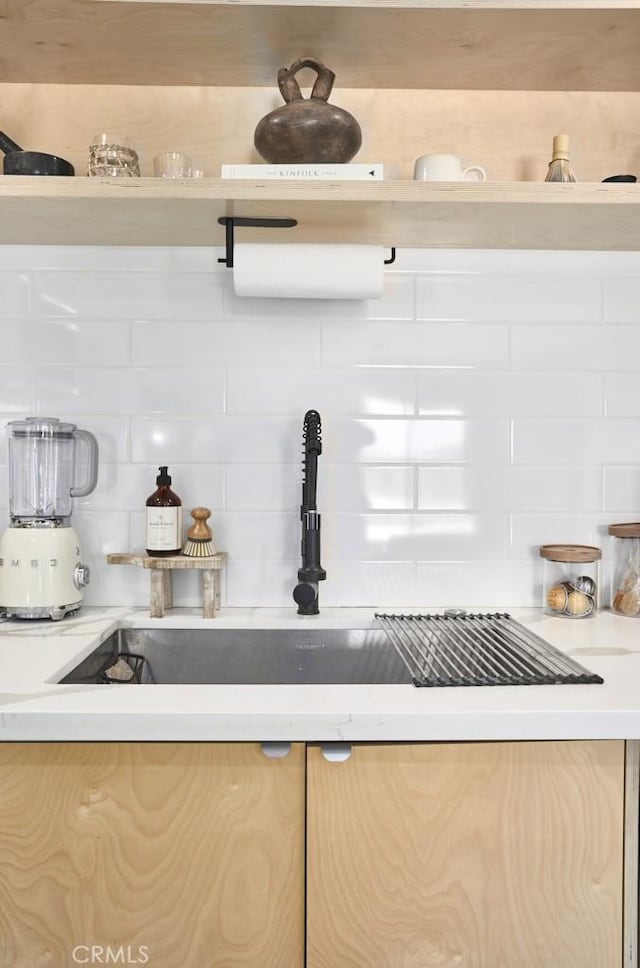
0, 606, 639, 742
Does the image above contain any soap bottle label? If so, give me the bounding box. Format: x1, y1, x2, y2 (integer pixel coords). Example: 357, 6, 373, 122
146, 507, 182, 551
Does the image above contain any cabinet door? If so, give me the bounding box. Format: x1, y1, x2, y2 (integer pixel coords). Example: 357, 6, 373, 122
307, 741, 624, 968
0, 742, 304, 968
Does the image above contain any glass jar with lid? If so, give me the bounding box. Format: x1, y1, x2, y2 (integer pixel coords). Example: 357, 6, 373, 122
539, 544, 600, 618
608, 523, 640, 617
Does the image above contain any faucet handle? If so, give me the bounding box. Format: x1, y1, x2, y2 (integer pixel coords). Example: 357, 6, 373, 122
293, 581, 318, 614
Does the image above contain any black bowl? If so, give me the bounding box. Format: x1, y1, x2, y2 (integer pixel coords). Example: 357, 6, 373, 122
3, 151, 74, 176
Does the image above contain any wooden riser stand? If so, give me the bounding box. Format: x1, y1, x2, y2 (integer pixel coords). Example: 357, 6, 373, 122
107, 552, 227, 618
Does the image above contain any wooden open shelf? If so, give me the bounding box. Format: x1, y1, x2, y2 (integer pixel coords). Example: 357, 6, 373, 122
5, 1, 640, 90
1, 177, 638, 249
3, 1, 640, 251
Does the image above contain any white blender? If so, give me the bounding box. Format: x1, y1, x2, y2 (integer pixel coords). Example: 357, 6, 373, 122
0, 417, 98, 620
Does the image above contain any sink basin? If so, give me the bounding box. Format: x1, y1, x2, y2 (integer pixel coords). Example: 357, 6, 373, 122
59, 626, 413, 685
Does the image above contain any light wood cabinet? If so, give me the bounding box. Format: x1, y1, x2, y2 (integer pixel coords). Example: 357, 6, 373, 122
0, 743, 305, 968
2, 0, 640, 249
0, 739, 634, 967
307, 740, 626, 968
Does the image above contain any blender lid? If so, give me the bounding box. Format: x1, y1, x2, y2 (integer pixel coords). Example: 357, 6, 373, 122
7, 416, 77, 438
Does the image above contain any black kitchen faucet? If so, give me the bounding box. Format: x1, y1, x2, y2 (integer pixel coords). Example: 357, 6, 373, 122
293, 409, 327, 615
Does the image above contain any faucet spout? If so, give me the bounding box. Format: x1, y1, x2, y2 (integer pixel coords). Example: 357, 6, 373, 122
293, 410, 326, 615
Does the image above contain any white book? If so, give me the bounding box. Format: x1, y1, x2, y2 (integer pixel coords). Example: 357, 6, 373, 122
221, 163, 384, 180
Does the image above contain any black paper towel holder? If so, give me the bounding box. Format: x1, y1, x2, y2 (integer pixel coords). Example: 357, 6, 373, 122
217, 216, 396, 269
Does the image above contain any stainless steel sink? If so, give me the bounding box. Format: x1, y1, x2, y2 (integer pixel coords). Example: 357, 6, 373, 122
59, 626, 413, 685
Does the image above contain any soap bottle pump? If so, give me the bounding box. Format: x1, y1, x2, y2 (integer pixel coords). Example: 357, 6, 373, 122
146, 466, 182, 557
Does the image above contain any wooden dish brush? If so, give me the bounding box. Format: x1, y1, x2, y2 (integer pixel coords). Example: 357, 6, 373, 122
182, 507, 216, 557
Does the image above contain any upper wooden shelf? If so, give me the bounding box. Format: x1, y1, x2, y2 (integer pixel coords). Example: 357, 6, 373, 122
1, 177, 638, 249
5, 0, 640, 90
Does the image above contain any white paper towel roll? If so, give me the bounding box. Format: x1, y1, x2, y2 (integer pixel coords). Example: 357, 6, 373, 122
232, 243, 385, 299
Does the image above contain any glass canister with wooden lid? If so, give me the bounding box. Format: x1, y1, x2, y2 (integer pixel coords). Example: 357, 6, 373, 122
609, 523, 640, 617
539, 544, 600, 618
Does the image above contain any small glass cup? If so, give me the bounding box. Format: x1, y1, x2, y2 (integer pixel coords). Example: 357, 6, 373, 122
153, 151, 192, 178
88, 134, 140, 177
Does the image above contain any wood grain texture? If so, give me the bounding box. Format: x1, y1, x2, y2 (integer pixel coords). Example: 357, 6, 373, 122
624, 740, 640, 968
0, 743, 305, 968
4, 1, 640, 90
2, 84, 640, 248
107, 552, 226, 569
307, 741, 625, 968
6, 82, 640, 181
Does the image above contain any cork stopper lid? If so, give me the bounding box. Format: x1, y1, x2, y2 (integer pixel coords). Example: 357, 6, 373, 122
539, 543, 601, 563
608, 522, 640, 538
551, 134, 570, 161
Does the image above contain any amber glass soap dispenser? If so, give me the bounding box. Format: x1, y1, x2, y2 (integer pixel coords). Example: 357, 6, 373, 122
146, 465, 182, 556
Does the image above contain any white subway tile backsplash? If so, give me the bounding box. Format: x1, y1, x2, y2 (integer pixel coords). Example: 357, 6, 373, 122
0, 245, 225, 272
509, 512, 617, 559
507, 250, 640, 277
33, 271, 225, 319
83, 556, 149, 606
418, 466, 602, 512
0, 323, 35, 365
226, 465, 413, 514
226, 465, 300, 512
36, 367, 226, 415
604, 373, 640, 416
225, 559, 298, 607
227, 367, 416, 416
215, 511, 300, 560
132, 319, 320, 368
322, 561, 418, 607
603, 467, 640, 512
0, 273, 29, 318
393, 249, 505, 273
30, 320, 131, 367
132, 415, 300, 464
416, 274, 601, 323
69, 417, 130, 464
322, 321, 509, 368
72, 510, 130, 558
0, 368, 34, 412
325, 418, 510, 464
511, 325, 640, 370
0, 244, 638, 609
323, 512, 510, 561
603, 277, 640, 323
513, 419, 640, 465
416, 560, 538, 607
418, 370, 603, 417
322, 465, 415, 511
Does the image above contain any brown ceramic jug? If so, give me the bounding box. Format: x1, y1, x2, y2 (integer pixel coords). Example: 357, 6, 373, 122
254, 58, 362, 164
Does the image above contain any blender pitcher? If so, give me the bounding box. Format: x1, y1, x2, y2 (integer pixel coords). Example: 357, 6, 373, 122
0, 417, 99, 620
8, 417, 98, 523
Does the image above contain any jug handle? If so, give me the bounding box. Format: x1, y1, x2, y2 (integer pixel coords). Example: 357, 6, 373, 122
71, 430, 99, 498
277, 58, 336, 104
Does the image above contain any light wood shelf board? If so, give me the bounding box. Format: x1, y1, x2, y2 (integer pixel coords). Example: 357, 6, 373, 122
5, 1, 640, 89
99, 1, 640, 7
0, 177, 638, 248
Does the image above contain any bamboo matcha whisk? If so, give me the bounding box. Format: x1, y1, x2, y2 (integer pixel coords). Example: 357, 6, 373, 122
182, 507, 216, 557
545, 134, 576, 183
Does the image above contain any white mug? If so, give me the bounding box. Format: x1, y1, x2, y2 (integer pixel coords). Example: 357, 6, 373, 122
413, 153, 486, 182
